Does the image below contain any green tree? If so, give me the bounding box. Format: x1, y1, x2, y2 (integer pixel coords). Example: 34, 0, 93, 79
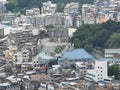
45, 24, 54, 29
107, 33, 120, 48
8, 0, 17, 6
71, 20, 120, 51
54, 46, 64, 54
108, 64, 119, 79
6, 0, 18, 11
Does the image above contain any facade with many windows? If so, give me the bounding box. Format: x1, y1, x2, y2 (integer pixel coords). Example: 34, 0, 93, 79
85, 60, 109, 82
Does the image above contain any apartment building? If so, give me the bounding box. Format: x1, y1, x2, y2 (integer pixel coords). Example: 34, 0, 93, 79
58, 48, 94, 68
41, 1, 57, 14
82, 4, 96, 24
75, 62, 87, 78
33, 13, 72, 28
0, 37, 8, 56
85, 60, 109, 82
48, 27, 69, 42
9, 27, 33, 47
32, 52, 53, 70
105, 49, 120, 64
64, 2, 79, 15
26, 8, 40, 16
9, 49, 31, 63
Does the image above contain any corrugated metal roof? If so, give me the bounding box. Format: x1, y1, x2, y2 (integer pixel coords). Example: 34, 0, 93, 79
61, 48, 94, 60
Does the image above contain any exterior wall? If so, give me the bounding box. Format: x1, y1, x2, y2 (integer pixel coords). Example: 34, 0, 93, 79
9, 28, 34, 47
95, 60, 108, 81
85, 60, 108, 82
48, 84, 54, 90
27, 9, 40, 15
58, 59, 91, 68
48, 27, 69, 42
105, 49, 120, 64
33, 14, 73, 28
0, 28, 4, 36
0, 37, 8, 56
85, 70, 95, 81
41, 1, 57, 14
76, 62, 87, 78
64, 2, 79, 14
105, 49, 120, 59
75, 15, 82, 27
82, 4, 96, 24
22, 49, 31, 62
10, 50, 31, 63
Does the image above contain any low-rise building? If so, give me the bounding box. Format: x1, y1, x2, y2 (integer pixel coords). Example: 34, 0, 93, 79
58, 48, 94, 68
75, 62, 87, 78
32, 52, 53, 70
105, 49, 120, 64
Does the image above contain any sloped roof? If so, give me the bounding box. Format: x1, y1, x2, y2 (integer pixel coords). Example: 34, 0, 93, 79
61, 48, 94, 60
37, 52, 53, 60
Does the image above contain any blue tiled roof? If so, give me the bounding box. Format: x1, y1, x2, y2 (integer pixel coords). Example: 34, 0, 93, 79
61, 48, 94, 60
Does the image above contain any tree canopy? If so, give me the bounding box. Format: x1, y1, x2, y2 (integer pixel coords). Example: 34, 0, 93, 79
108, 64, 119, 79
71, 20, 120, 51
107, 33, 120, 48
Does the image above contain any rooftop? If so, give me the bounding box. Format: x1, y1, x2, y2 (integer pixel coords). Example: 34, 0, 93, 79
61, 48, 94, 60
0, 83, 10, 87
37, 52, 53, 60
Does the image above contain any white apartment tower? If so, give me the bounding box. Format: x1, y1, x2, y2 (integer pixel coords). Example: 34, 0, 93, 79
82, 4, 96, 24
85, 60, 109, 82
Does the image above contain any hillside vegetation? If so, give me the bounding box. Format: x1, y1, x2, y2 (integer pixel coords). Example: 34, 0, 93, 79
71, 20, 120, 51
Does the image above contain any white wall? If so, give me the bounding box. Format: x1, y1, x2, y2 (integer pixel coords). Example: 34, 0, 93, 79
85, 60, 108, 82
94, 60, 108, 81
